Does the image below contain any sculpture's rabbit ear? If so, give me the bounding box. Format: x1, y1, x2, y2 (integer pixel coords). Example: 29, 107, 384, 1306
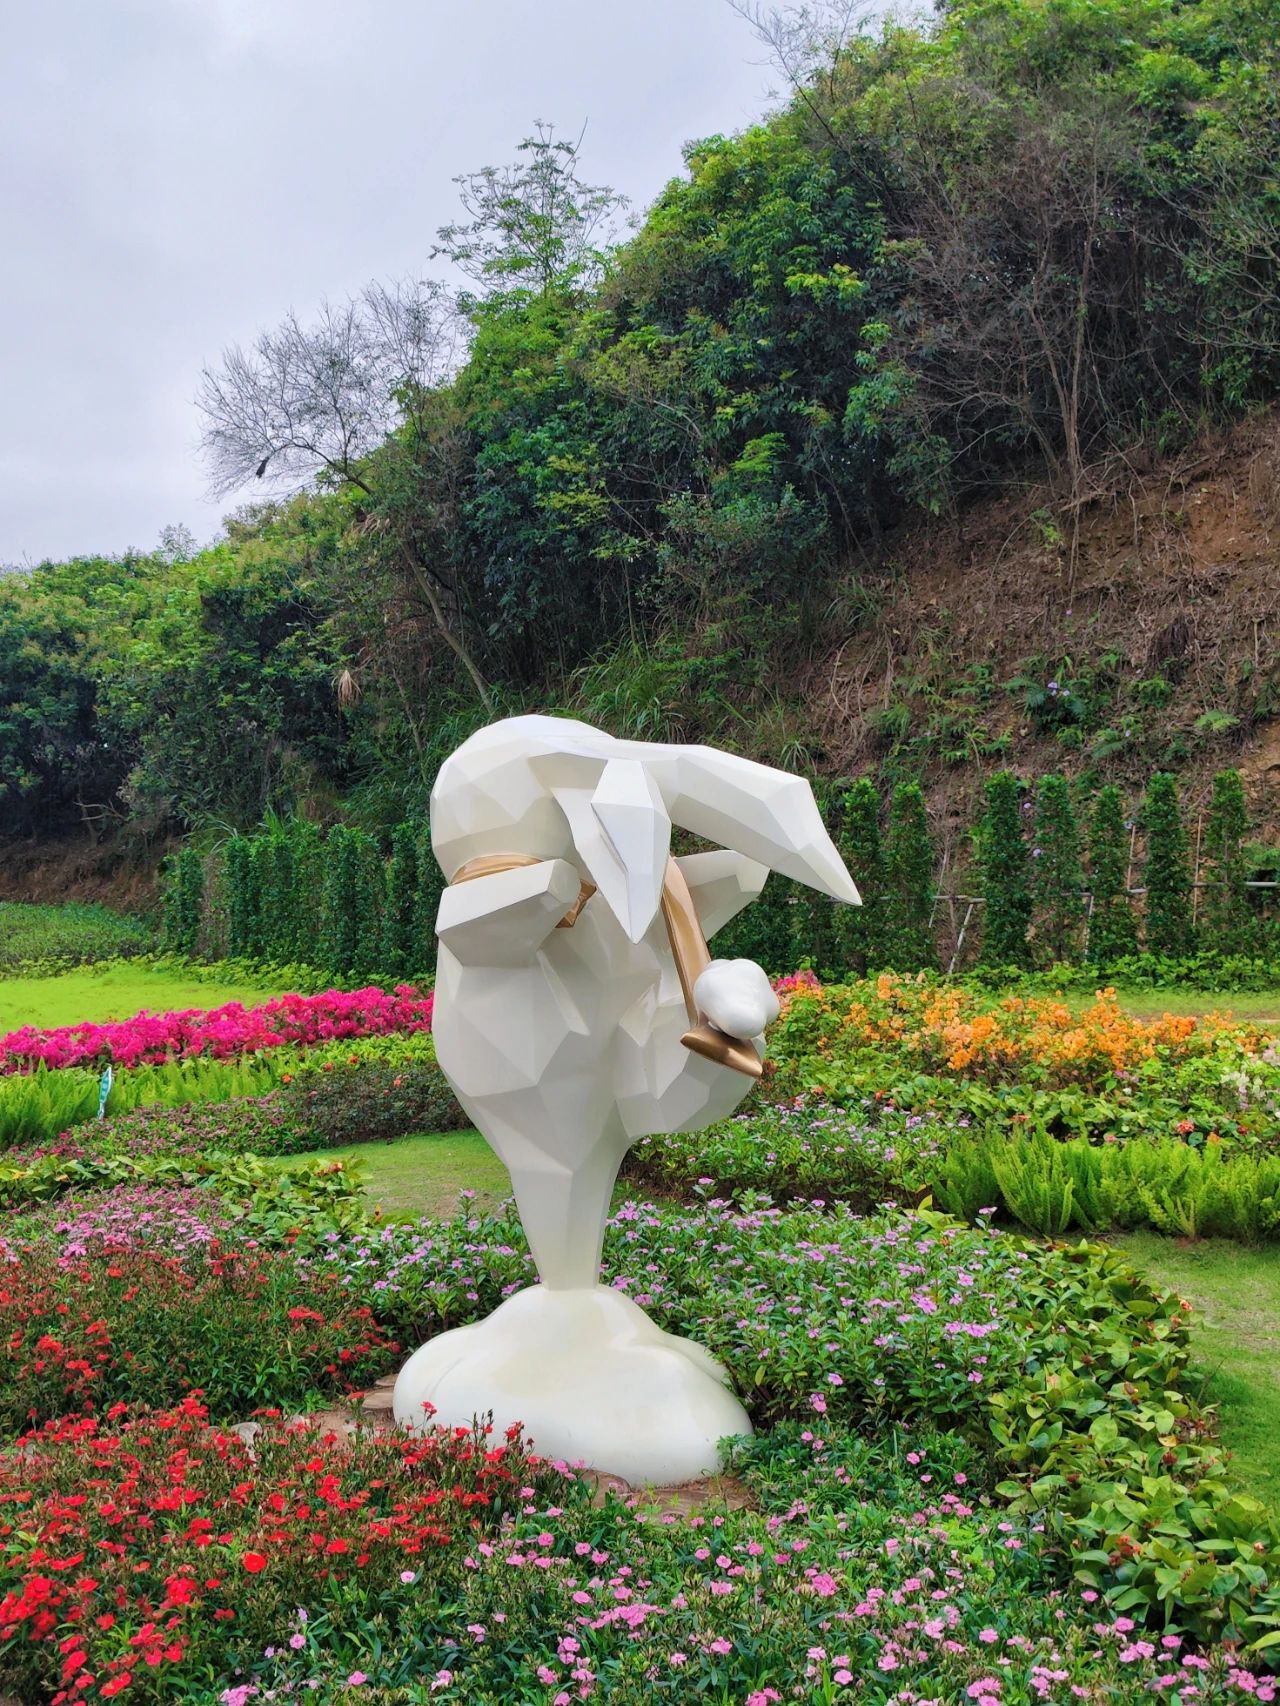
553, 758, 672, 943
649, 747, 861, 905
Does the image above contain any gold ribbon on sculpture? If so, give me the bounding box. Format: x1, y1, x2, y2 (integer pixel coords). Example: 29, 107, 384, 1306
450, 853, 763, 1079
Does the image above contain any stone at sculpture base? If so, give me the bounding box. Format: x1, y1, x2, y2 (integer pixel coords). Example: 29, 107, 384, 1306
392, 1283, 752, 1486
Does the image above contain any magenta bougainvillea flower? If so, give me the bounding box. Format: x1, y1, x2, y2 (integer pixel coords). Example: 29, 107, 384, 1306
0, 985, 433, 1075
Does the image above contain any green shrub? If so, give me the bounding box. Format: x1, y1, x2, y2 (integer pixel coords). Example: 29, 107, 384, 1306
0, 903, 154, 975
320, 826, 381, 980
382, 820, 421, 979
279, 1054, 468, 1145
224, 836, 256, 959
791, 781, 843, 971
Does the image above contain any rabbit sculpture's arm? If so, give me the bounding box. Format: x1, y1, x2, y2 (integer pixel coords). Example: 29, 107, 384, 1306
436, 858, 581, 967
675, 849, 769, 938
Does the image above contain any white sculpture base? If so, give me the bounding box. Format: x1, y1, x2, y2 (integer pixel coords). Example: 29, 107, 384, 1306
392, 1284, 752, 1485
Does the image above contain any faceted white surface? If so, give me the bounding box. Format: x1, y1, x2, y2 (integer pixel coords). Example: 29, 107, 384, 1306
393, 715, 859, 1480
393, 1284, 752, 1485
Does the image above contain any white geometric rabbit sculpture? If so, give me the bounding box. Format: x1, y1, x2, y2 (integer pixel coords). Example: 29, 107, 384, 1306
393, 715, 859, 1482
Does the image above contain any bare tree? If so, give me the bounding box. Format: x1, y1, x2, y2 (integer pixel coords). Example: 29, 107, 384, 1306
727, 0, 873, 137
198, 279, 463, 496
196, 280, 493, 709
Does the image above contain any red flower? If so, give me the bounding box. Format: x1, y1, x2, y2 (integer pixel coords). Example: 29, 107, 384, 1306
241, 1551, 267, 1574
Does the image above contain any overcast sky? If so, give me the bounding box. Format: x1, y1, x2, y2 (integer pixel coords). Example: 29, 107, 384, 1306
0, 0, 777, 567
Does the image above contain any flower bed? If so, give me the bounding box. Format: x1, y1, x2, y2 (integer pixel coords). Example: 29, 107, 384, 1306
0, 1177, 1277, 1689
0, 1400, 555, 1705
0, 985, 434, 1075
0, 1239, 397, 1429
627, 1096, 943, 1209
1, 1406, 1276, 1704
770, 978, 1278, 1137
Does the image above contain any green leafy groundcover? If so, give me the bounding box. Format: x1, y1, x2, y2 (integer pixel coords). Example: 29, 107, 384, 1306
1, 1170, 1278, 1702
0, 905, 155, 974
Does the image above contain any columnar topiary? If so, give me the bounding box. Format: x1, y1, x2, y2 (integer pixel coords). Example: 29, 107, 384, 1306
223, 837, 255, 959
244, 838, 271, 962
791, 780, 840, 973
174, 847, 206, 958
1142, 772, 1195, 956
837, 776, 886, 973
287, 820, 325, 964
710, 872, 795, 975
320, 826, 366, 978
255, 831, 294, 962
979, 771, 1032, 967
883, 782, 936, 971
1086, 785, 1138, 964
415, 824, 446, 971
1031, 774, 1084, 964
160, 855, 180, 951
1203, 768, 1251, 953
383, 821, 421, 979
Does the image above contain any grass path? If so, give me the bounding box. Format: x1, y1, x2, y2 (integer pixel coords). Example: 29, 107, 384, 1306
0, 966, 287, 1033
1112, 1232, 1280, 1505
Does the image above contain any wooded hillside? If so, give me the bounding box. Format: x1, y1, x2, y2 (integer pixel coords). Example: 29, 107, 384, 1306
3, 0, 1277, 888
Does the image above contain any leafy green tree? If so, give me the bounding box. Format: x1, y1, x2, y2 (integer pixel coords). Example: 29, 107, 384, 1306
1142, 773, 1195, 956
979, 772, 1032, 968
837, 777, 886, 973
435, 122, 627, 295
1031, 775, 1084, 963
1086, 786, 1138, 964
883, 782, 935, 972
1203, 768, 1251, 953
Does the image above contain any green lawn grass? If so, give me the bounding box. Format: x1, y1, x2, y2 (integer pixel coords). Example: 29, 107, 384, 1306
0, 965, 285, 1032
1113, 1231, 1280, 1505
289, 1128, 513, 1222
285, 1128, 685, 1224
1112, 989, 1280, 1025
